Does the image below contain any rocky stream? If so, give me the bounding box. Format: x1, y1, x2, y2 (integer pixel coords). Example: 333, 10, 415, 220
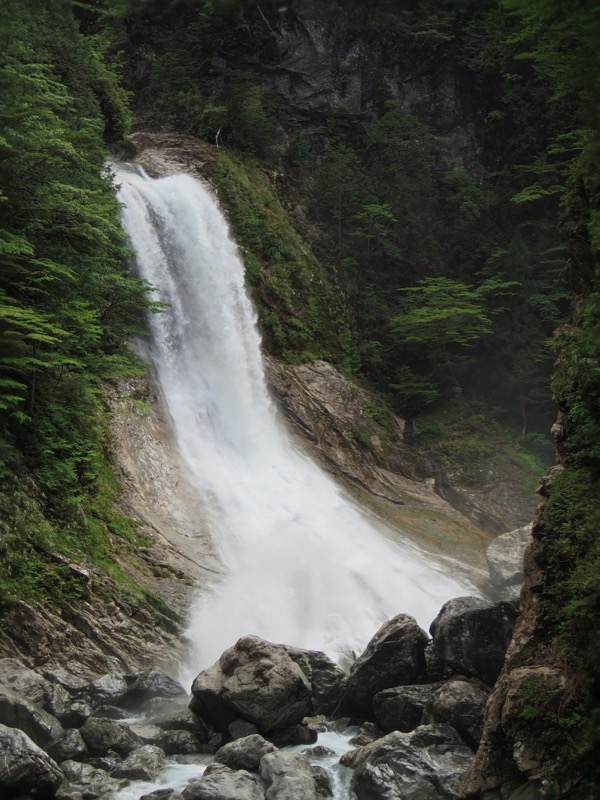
0, 524, 531, 800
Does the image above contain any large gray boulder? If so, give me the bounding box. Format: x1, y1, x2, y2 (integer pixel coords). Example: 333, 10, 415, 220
190, 636, 312, 734
111, 744, 165, 781
260, 750, 332, 800
87, 673, 129, 707
182, 765, 264, 800
45, 728, 88, 763
346, 615, 428, 711
150, 706, 210, 742
0, 723, 62, 798
214, 733, 277, 771
373, 682, 444, 733
283, 646, 347, 715
486, 525, 531, 592
79, 716, 142, 757
429, 597, 518, 685
0, 684, 63, 747
342, 724, 474, 800
423, 677, 490, 749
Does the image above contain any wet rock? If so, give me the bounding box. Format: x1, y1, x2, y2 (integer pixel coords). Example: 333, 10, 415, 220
303, 745, 336, 757
348, 721, 382, 747
87, 673, 129, 706
260, 750, 332, 800
87, 750, 122, 772
430, 597, 518, 685
346, 615, 428, 711
342, 724, 474, 799
0, 723, 63, 798
268, 723, 318, 747
151, 707, 210, 742
61, 700, 92, 728
424, 677, 490, 749
59, 759, 127, 796
182, 765, 264, 800
43, 669, 87, 696
0, 684, 63, 747
228, 719, 260, 739
79, 716, 142, 757
214, 733, 277, 771
0, 659, 56, 708
141, 790, 185, 800
283, 646, 347, 715
45, 728, 88, 763
151, 728, 202, 755
486, 526, 531, 591
373, 683, 443, 733
190, 635, 312, 734
122, 668, 186, 707
94, 704, 130, 720
112, 744, 165, 781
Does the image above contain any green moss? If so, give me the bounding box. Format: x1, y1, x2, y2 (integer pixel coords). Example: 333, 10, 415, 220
212, 153, 353, 368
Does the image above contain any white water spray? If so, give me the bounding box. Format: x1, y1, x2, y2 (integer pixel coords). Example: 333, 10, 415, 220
115, 165, 474, 678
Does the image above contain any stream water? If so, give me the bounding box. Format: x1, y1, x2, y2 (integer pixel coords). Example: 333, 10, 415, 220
115, 164, 476, 681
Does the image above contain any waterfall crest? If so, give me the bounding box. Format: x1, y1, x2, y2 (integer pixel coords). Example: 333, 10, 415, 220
115, 165, 474, 677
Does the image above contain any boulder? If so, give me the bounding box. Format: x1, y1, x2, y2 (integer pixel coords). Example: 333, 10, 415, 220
260, 751, 332, 800
111, 744, 165, 781
228, 719, 260, 739
60, 700, 92, 728
486, 526, 531, 591
86, 673, 129, 706
59, 759, 127, 795
190, 636, 312, 734
429, 597, 518, 685
0, 684, 63, 747
346, 615, 428, 711
0, 659, 55, 708
151, 707, 210, 742
283, 646, 347, 715
342, 724, 474, 800
0, 723, 62, 798
214, 733, 277, 771
141, 791, 185, 800
45, 729, 88, 763
373, 683, 443, 733
423, 677, 490, 749
182, 765, 264, 800
150, 728, 202, 755
268, 723, 317, 747
121, 669, 186, 708
43, 669, 87, 696
348, 722, 382, 747
79, 716, 142, 757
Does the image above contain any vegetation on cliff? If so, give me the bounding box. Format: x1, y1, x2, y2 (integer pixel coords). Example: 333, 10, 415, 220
0, 0, 157, 611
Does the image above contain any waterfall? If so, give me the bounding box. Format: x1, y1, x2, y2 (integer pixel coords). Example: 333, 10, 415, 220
115, 165, 474, 678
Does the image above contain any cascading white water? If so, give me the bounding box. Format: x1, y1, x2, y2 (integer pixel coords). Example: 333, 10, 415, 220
115, 165, 475, 679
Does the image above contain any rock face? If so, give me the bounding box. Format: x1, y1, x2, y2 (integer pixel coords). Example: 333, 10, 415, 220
429, 597, 518, 685
342, 724, 474, 800
0, 723, 62, 798
191, 636, 312, 734
486, 525, 532, 595
346, 615, 429, 710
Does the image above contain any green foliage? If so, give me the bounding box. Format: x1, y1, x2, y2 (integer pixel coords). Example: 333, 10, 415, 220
212, 153, 353, 365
